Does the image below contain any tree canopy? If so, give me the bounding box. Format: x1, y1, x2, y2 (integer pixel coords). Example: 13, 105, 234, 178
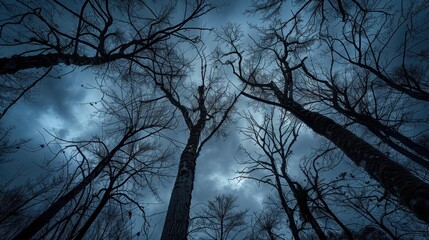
1, 0, 428, 239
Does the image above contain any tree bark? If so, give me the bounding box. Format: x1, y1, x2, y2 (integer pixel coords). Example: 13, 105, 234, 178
280, 97, 429, 223
332, 101, 429, 167
160, 128, 202, 240
0, 53, 119, 75
256, 81, 429, 223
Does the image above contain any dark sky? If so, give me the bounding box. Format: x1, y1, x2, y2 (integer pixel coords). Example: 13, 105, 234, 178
1, 0, 428, 239
0, 1, 281, 237
0, 0, 296, 237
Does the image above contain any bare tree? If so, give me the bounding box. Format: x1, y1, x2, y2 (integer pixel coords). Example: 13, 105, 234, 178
239, 107, 328, 239
137, 46, 241, 239
72, 137, 171, 240
0, 126, 29, 163
297, 140, 429, 239
83, 204, 134, 240
190, 194, 248, 240
11, 78, 173, 239
319, 0, 429, 102
301, 66, 429, 169
0, 0, 213, 119
217, 1, 429, 223
0, 173, 66, 239
245, 207, 284, 240
299, 150, 356, 240
0, 0, 212, 74
1, 2, 215, 239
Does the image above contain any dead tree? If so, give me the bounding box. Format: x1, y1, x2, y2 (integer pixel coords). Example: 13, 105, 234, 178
139, 48, 241, 240
0, 0, 213, 119
11, 78, 173, 239
217, 4, 429, 222
190, 194, 248, 240
239, 108, 327, 239
0, 0, 212, 74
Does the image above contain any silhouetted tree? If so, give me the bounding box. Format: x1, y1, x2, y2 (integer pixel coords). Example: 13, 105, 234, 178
190, 194, 248, 240
0, 126, 28, 163
239, 107, 326, 239
0, 0, 211, 74
297, 143, 429, 239
139, 47, 240, 239
218, 0, 429, 223
11, 78, 173, 239
0, 0, 212, 119
0, 173, 65, 239
245, 207, 284, 240
83, 204, 134, 240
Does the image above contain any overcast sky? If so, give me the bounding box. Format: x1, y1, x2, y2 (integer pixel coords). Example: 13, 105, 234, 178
0, 0, 363, 238
0, 0, 282, 237
0, 0, 289, 236
2, 0, 427, 239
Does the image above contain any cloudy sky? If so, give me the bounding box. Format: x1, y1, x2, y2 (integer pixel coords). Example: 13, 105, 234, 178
0, 0, 291, 237
0, 0, 363, 237
2, 0, 427, 239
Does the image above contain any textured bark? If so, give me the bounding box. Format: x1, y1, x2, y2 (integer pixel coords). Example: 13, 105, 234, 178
160, 128, 201, 240
12, 137, 127, 240
280, 97, 429, 223
332, 101, 429, 168
159, 80, 212, 239
0, 53, 118, 75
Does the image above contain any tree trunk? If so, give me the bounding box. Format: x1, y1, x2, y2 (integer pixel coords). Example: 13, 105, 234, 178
12, 137, 127, 240
74, 186, 113, 240
313, 187, 354, 240
281, 98, 429, 223
367, 126, 429, 169
160, 128, 202, 240
332, 102, 429, 167
290, 182, 326, 240
279, 161, 326, 240
272, 167, 301, 240
0, 53, 120, 75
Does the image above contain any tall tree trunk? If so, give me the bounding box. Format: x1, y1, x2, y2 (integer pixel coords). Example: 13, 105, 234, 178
332, 102, 429, 167
279, 97, 429, 223
0, 53, 120, 75
160, 128, 202, 240
12, 136, 127, 240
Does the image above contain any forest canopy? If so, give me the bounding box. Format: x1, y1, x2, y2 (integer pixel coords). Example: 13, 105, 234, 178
1, 0, 428, 239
